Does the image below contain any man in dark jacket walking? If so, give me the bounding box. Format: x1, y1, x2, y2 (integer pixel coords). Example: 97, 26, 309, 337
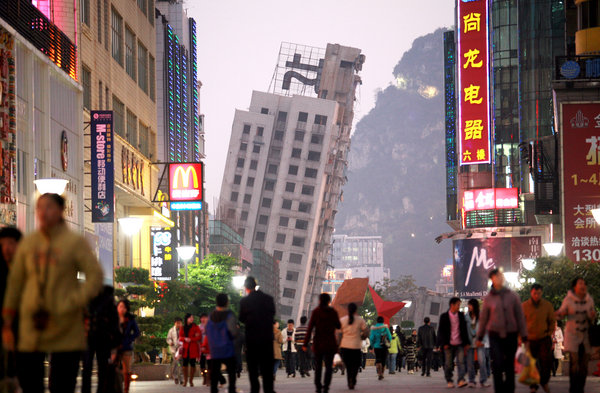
303, 293, 341, 393
417, 317, 437, 377
239, 277, 276, 393
206, 293, 239, 393
437, 297, 470, 388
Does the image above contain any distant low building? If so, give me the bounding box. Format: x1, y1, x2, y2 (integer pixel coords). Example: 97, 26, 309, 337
329, 235, 390, 288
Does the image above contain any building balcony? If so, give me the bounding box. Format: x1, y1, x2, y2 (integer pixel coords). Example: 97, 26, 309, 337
576, 27, 600, 55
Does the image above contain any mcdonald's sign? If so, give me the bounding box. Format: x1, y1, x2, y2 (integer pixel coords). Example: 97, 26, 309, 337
169, 163, 203, 202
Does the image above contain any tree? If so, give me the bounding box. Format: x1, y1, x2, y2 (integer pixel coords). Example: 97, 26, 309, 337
379, 275, 418, 301
517, 257, 600, 312
358, 290, 378, 327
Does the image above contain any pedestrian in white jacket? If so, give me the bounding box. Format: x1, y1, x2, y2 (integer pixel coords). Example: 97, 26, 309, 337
166, 317, 183, 385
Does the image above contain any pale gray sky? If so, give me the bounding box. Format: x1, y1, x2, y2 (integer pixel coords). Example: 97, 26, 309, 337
186, 0, 455, 208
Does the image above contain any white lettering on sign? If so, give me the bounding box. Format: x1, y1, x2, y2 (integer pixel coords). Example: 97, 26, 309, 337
465, 246, 495, 287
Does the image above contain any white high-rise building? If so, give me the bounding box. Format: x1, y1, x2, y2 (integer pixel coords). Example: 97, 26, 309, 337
219, 43, 365, 320
329, 235, 390, 287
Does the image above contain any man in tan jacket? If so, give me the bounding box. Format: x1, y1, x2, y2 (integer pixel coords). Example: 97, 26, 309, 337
522, 283, 556, 393
2, 193, 103, 393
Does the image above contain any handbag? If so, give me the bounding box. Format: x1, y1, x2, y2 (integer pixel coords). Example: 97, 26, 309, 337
518, 351, 540, 386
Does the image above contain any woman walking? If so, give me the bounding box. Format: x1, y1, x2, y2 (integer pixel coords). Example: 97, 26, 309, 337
556, 277, 596, 393
552, 320, 564, 377
117, 299, 140, 393
303, 293, 341, 393
339, 303, 368, 389
180, 313, 202, 387
273, 321, 284, 380
369, 316, 392, 380
465, 299, 490, 387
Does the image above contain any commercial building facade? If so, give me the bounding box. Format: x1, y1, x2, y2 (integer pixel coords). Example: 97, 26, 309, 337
219, 43, 364, 320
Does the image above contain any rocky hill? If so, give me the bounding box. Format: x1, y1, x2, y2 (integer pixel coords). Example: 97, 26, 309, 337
336, 28, 451, 287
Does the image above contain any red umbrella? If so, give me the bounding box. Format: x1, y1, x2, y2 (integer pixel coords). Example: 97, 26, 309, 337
368, 285, 406, 326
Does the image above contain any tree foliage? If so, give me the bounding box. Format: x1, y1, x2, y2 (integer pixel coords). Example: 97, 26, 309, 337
358, 290, 377, 327
517, 257, 600, 311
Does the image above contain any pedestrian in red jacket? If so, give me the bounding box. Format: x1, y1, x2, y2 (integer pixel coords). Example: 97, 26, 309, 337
179, 313, 202, 386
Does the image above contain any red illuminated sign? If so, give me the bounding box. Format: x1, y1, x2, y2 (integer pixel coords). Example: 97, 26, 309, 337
562, 103, 600, 262
169, 163, 203, 202
462, 188, 519, 212
458, 0, 491, 165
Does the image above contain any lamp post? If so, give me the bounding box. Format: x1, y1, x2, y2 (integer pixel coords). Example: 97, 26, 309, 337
34, 178, 69, 195
176, 246, 196, 284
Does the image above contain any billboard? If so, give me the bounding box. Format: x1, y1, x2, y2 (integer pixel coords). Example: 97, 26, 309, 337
150, 227, 178, 281
169, 163, 203, 202
458, 0, 491, 165
91, 111, 114, 222
562, 103, 600, 262
462, 188, 519, 212
453, 237, 541, 298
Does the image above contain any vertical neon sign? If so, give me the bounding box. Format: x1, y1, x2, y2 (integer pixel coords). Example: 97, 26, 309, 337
458, 0, 491, 165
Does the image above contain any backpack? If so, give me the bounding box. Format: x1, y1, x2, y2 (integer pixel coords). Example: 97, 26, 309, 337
206, 311, 235, 359
379, 329, 391, 348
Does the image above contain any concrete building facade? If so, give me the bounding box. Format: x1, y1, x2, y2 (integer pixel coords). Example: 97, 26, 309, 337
329, 234, 389, 287
219, 43, 364, 320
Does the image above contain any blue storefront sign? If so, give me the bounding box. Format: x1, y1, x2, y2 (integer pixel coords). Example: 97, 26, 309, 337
91, 111, 114, 222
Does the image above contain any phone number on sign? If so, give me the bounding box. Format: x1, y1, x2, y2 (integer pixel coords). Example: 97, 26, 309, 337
573, 248, 600, 261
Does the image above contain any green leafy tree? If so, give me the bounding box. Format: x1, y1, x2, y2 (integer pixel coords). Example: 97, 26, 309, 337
358, 290, 377, 327
517, 257, 600, 312
379, 275, 418, 301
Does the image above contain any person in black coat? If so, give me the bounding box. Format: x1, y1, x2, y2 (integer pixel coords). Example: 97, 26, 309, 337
437, 297, 470, 388
239, 277, 276, 393
417, 317, 437, 377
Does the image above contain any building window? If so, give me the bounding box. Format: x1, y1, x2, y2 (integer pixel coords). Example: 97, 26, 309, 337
147, 0, 154, 25
125, 27, 136, 80
298, 202, 311, 213
295, 219, 308, 230
286, 271, 300, 282
250, 160, 258, 170
289, 253, 303, 264
81, 0, 90, 26
301, 185, 314, 196
311, 134, 323, 145
257, 127, 264, 136
255, 232, 265, 242
274, 131, 284, 140
233, 175, 242, 185
298, 112, 308, 122
267, 164, 278, 174
295, 130, 305, 141
246, 177, 255, 187
260, 107, 269, 114
276, 233, 286, 244
104, 0, 109, 49
276, 111, 287, 130
282, 199, 292, 210
258, 215, 269, 225
138, 42, 148, 93
279, 216, 289, 227
261, 198, 272, 208
111, 7, 123, 65
139, 123, 151, 158
264, 179, 275, 191
137, 0, 147, 15
288, 165, 298, 176
285, 182, 295, 192
237, 158, 245, 168
291, 148, 302, 158
315, 114, 327, 125
430, 302, 440, 316
238, 228, 245, 237
149, 55, 155, 101
82, 66, 91, 110
269, 148, 281, 159
112, 96, 125, 138
280, 305, 293, 316
230, 192, 239, 202
252, 145, 261, 154
240, 142, 247, 151
282, 288, 296, 299
292, 237, 305, 247
126, 110, 137, 147
240, 211, 248, 221
97, 0, 102, 41
273, 250, 283, 260
308, 151, 321, 161
243, 124, 251, 134
243, 194, 251, 204
305, 168, 318, 178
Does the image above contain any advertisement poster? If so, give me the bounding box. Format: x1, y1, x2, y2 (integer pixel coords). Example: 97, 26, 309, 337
150, 227, 178, 281
90, 111, 114, 222
453, 237, 541, 298
94, 223, 114, 285
562, 103, 600, 262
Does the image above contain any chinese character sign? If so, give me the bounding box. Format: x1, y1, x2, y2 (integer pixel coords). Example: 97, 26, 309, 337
462, 188, 519, 212
150, 227, 178, 281
91, 111, 114, 223
562, 103, 600, 262
169, 163, 203, 202
458, 0, 491, 165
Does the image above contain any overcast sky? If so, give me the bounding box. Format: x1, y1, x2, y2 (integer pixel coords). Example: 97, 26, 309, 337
186, 0, 455, 209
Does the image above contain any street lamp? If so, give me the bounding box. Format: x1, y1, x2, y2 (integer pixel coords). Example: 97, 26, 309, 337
118, 217, 144, 236
543, 242, 564, 257
177, 246, 196, 284
233, 275, 247, 290
34, 178, 69, 195
521, 258, 536, 271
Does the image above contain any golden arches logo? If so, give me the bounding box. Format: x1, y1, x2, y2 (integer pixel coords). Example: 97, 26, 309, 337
172, 166, 199, 189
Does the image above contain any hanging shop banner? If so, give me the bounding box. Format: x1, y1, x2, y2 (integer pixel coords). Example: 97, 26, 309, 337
95, 223, 114, 285
453, 237, 541, 298
562, 103, 600, 262
91, 111, 114, 222
169, 162, 203, 202
458, 0, 491, 165
150, 227, 178, 281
